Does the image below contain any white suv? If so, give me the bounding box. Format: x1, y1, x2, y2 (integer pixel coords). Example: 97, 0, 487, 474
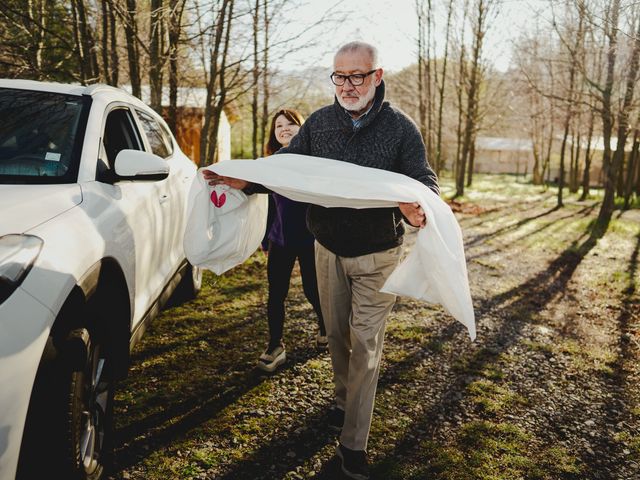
0, 80, 201, 480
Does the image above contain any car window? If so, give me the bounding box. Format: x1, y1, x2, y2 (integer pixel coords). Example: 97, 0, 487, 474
135, 110, 173, 159
101, 108, 143, 171
157, 120, 175, 156
0, 88, 90, 184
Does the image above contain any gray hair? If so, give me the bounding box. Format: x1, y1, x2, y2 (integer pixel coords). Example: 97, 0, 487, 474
334, 41, 379, 69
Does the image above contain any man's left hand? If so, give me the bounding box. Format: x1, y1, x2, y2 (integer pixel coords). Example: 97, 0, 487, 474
399, 202, 426, 228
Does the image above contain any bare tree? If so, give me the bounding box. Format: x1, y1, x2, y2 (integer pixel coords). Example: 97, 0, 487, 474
167, 0, 186, 132
456, 0, 495, 196
200, 0, 235, 166
594, 0, 640, 231
121, 0, 142, 98
579, 107, 596, 199
597, 2, 640, 226
624, 109, 640, 208
149, 0, 165, 112
259, 0, 270, 152
251, 0, 260, 158
553, 1, 586, 207
71, 0, 100, 83
434, 0, 455, 173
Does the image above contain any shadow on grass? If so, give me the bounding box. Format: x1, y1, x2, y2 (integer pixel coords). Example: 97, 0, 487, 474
371, 225, 601, 479
216, 222, 610, 479
110, 272, 327, 474
460, 192, 557, 230
577, 228, 640, 477
464, 204, 561, 248
112, 340, 326, 473
465, 203, 598, 263
207, 313, 465, 480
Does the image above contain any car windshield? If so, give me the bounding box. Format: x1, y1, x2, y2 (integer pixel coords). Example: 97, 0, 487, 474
0, 88, 90, 184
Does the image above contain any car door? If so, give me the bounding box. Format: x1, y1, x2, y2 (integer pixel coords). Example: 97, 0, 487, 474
133, 109, 188, 282
98, 105, 168, 323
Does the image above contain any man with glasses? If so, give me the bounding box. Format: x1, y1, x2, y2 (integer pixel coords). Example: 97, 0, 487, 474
288, 41, 439, 479
205, 41, 438, 480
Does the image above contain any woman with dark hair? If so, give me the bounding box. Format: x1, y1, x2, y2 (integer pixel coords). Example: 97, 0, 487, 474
258, 108, 327, 372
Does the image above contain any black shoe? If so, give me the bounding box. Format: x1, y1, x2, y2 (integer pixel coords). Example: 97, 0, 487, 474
336, 443, 369, 480
315, 333, 328, 350
328, 406, 345, 432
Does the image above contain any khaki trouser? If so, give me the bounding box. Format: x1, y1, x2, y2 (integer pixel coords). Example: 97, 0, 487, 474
315, 241, 401, 451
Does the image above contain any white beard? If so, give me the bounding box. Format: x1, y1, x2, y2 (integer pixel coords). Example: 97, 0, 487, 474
337, 83, 376, 113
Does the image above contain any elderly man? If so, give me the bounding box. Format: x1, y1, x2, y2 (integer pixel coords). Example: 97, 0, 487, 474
207, 41, 438, 479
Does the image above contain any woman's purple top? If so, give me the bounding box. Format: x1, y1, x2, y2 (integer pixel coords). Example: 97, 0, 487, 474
267, 192, 314, 248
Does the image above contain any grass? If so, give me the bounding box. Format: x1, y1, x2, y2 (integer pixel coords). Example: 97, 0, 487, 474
108, 174, 640, 480
466, 379, 528, 413
378, 421, 581, 480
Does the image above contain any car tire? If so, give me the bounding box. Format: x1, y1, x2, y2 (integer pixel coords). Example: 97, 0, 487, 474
65, 331, 115, 480
171, 263, 202, 304
16, 328, 115, 480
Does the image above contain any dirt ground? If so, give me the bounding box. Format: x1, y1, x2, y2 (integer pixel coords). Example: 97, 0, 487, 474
107, 175, 640, 480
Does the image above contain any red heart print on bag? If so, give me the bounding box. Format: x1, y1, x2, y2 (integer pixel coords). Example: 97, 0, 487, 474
210, 190, 227, 208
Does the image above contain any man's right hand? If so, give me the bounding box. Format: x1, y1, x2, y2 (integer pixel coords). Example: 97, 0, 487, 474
399, 202, 427, 228
202, 169, 249, 190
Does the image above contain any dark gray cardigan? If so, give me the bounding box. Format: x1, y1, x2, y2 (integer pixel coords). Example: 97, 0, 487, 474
275, 80, 439, 257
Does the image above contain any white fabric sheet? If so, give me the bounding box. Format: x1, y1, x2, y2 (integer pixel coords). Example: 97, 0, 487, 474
184, 153, 476, 341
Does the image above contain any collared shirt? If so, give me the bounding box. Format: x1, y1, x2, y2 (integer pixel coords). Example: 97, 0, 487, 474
349, 103, 374, 129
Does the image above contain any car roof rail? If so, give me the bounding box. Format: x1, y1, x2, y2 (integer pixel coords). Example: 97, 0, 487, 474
84, 83, 123, 96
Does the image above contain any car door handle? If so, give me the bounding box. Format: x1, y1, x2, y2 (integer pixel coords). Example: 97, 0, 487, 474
159, 194, 170, 204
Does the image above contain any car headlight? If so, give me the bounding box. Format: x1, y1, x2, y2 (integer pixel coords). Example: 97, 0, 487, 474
0, 234, 43, 304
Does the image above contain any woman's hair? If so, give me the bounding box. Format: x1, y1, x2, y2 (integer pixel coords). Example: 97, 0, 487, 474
264, 108, 305, 156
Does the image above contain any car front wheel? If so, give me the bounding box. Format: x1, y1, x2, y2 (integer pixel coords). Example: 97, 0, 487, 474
67, 331, 114, 479
17, 328, 115, 480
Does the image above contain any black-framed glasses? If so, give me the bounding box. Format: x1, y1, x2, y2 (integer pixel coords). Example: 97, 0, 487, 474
330, 69, 377, 86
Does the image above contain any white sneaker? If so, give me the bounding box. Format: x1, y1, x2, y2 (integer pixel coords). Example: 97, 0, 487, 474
257, 343, 286, 372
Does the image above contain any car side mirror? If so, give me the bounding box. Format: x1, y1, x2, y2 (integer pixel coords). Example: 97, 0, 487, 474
114, 149, 169, 181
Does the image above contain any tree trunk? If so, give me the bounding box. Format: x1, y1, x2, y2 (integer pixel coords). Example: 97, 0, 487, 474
76, 0, 99, 82
596, 0, 635, 230
435, 0, 454, 173
624, 128, 638, 209
260, 0, 269, 154
206, 0, 234, 163
124, 0, 141, 99
580, 109, 595, 200
109, 1, 119, 85
251, 0, 259, 159
416, 0, 427, 143
541, 118, 554, 188
149, 0, 164, 113
569, 127, 580, 194
558, 119, 570, 207
200, 0, 232, 166
101, 0, 109, 82
460, 0, 488, 194
167, 0, 184, 133
425, 0, 434, 165
25, 0, 46, 75
70, 1, 86, 83
454, 44, 466, 191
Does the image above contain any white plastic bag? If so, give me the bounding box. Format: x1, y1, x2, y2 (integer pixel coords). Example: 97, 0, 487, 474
183, 169, 267, 274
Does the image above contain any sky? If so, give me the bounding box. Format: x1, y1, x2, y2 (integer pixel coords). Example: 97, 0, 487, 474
274, 0, 551, 73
